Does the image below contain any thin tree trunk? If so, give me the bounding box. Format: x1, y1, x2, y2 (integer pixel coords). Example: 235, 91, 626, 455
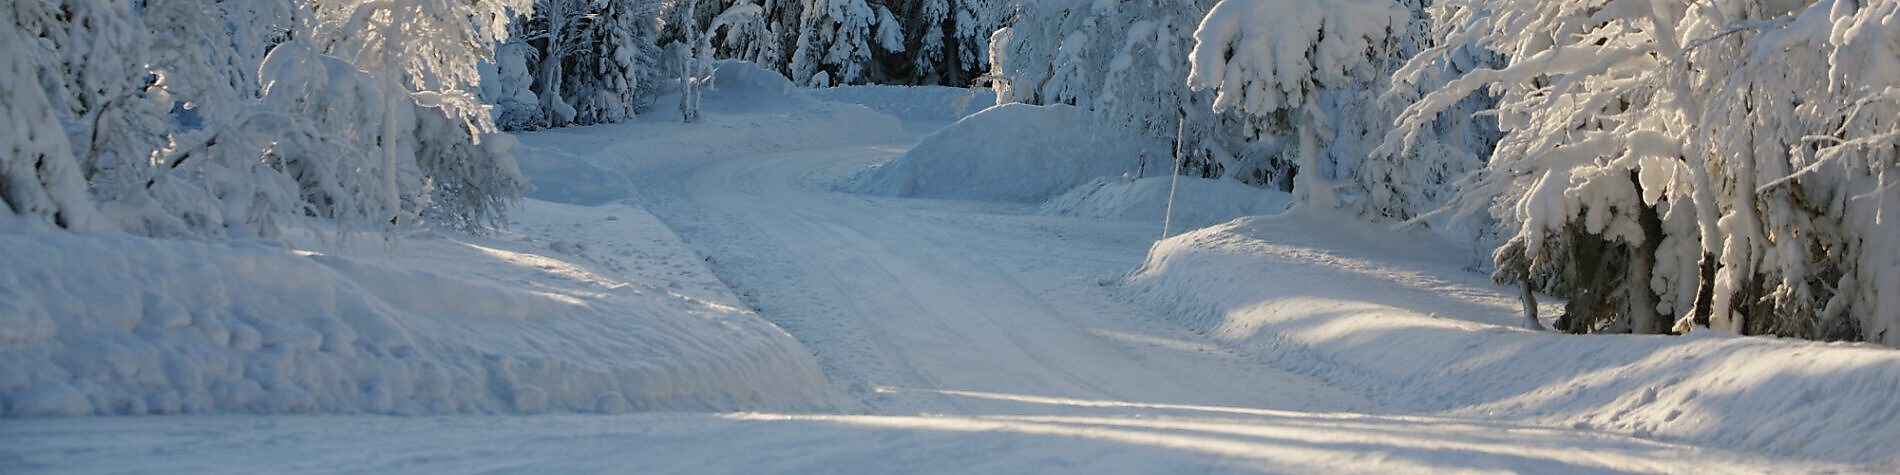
1630, 171, 1664, 334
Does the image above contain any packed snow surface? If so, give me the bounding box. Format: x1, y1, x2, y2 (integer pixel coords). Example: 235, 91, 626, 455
848, 102, 1169, 203
5, 74, 1895, 474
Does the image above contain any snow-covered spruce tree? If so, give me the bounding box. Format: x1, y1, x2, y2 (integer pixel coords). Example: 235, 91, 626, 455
1187, 0, 1409, 210
521, 0, 590, 127
789, 0, 909, 85
988, 0, 1113, 108
569, 0, 665, 125
484, 37, 547, 130
704, 2, 780, 68
945, 0, 1014, 86
488, 0, 665, 131
1383, 0, 1900, 343
910, 0, 956, 83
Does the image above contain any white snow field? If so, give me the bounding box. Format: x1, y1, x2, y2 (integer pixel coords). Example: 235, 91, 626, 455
3, 64, 1895, 474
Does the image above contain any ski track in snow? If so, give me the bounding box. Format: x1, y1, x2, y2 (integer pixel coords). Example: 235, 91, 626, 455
1, 84, 1879, 474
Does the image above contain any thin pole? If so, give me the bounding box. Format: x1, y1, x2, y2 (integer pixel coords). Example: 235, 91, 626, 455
1162, 110, 1187, 240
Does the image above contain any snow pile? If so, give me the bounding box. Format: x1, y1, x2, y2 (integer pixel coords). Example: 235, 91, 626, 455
0, 200, 831, 416
1041, 176, 1293, 230
809, 85, 996, 134
700, 60, 823, 114
1119, 211, 1900, 466
848, 103, 1168, 204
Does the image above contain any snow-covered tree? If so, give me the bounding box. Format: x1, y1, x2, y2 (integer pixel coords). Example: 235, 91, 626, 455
1188, 0, 1409, 209
484, 39, 546, 130
1384, 0, 1900, 343
4, 0, 534, 239
0, 15, 109, 232
570, 0, 665, 125
789, 0, 908, 85
677, 0, 717, 122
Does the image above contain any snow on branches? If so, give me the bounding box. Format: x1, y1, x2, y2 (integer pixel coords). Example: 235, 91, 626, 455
1383, 0, 1900, 343
2, 0, 531, 238
1189, 0, 1407, 209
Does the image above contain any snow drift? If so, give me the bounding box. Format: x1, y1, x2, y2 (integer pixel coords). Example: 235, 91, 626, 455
847, 103, 1169, 204
1120, 211, 1900, 466
1041, 176, 1293, 231
0, 201, 831, 416
809, 85, 996, 134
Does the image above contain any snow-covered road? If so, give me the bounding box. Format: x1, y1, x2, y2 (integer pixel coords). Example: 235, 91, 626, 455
6, 140, 1855, 474
629, 144, 1369, 415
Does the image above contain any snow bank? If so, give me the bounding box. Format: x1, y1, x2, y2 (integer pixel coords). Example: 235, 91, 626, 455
1119, 210, 1900, 466
1041, 176, 1292, 230
847, 103, 1168, 204
701, 60, 821, 114
0, 200, 831, 416
809, 85, 996, 134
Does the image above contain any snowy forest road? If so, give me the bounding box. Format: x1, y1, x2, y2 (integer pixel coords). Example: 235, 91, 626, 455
629, 143, 1370, 416
4, 138, 1859, 475
588, 142, 1843, 474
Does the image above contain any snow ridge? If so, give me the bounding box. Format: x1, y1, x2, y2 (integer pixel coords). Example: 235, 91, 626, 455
1120, 211, 1900, 466
0, 201, 832, 417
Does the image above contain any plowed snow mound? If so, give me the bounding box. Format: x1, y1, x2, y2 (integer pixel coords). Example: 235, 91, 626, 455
848, 103, 1167, 204
1121, 210, 1900, 466
0, 200, 830, 416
